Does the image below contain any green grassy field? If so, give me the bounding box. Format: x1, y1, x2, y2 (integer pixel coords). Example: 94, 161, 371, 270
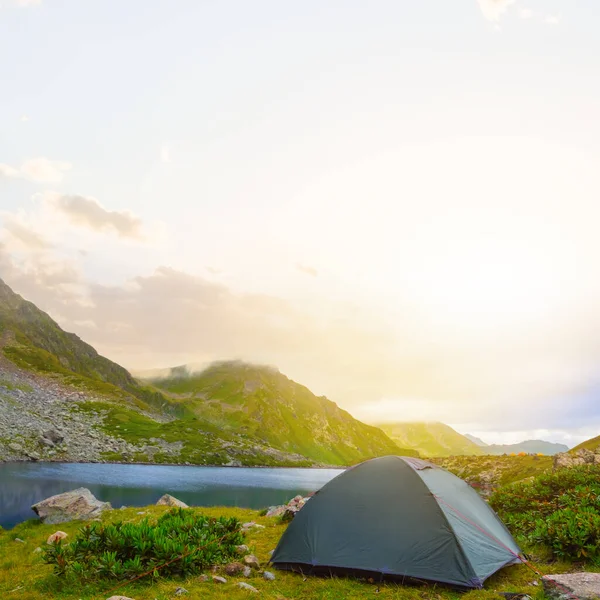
0, 505, 579, 600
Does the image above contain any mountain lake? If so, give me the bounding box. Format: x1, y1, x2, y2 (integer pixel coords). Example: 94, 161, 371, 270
0, 462, 344, 529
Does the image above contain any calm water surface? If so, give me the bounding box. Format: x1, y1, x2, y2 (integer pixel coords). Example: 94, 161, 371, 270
0, 462, 343, 529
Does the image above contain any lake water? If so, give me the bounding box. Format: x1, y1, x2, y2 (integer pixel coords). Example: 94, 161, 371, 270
0, 462, 343, 529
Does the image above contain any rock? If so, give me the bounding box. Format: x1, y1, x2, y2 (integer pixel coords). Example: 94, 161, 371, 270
8, 442, 22, 453
225, 562, 246, 576
14, 537, 25, 543
542, 573, 600, 600
263, 571, 276, 581
212, 575, 227, 584
174, 587, 188, 595
554, 449, 600, 469
265, 505, 286, 517
33, 547, 42, 553
43, 428, 64, 444
198, 574, 209, 582
156, 494, 189, 508
243, 554, 260, 570
235, 544, 250, 555
243, 566, 252, 577
236, 582, 259, 593
33, 488, 111, 524
47, 531, 68, 544
242, 521, 265, 530
106, 597, 135, 600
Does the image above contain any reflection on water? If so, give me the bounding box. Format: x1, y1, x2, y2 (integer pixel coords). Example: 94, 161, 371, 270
0, 462, 343, 529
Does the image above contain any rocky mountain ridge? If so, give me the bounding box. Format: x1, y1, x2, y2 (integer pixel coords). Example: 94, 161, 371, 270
0, 278, 402, 466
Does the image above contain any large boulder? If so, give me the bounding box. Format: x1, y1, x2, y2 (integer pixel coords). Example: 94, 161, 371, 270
32, 487, 111, 524
542, 572, 600, 599
156, 494, 189, 508
554, 448, 600, 469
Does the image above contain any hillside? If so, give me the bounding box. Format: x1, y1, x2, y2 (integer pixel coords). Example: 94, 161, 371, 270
571, 434, 600, 453
432, 454, 553, 492
147, 362, 413, 465
376, 422, 483, 457
0, 278, 404, 467
0, 278, 177, 416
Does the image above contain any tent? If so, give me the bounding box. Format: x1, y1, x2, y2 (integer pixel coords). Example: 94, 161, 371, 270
271, 455, 522, 589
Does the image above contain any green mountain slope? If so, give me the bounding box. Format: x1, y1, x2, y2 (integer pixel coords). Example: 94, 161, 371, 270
0, 278, 178, 416
571, 434, 600, 453
147, 361, 415, 465
376, 422, 483, 457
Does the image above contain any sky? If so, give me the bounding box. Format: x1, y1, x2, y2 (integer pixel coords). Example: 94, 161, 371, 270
2, 0, 600, 447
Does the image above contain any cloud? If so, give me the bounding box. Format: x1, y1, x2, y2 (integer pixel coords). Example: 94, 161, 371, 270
545, 14, 561, 25
296, 263, 318, 277
160, 145, 171, 163
519, 8, 534, 19
477, 0, 515, 22
0, 157, 71, 183
20, 115, 30, 122
15, 0, 42, 5
49, 194, 144, 240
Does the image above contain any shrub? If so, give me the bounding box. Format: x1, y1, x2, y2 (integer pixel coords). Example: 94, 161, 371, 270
490, 465, 600, 562
43, 508, 244, 581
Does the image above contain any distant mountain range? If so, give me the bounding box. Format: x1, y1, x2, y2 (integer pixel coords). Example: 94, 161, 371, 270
465, 432, 568, 455
465, 434, 488, 446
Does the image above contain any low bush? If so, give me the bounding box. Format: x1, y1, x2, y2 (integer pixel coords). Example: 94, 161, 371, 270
43, 508, 243, 581
490, 465, 600, 562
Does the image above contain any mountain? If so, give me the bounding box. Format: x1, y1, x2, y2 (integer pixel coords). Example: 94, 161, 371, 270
0, 278, 175, 415
0, 278, 405, 467
483, 440, 568, 456
375, 422, 483, 457
146, 362, 415, 465
465, 434, 488, 447
571, 434, 600, 453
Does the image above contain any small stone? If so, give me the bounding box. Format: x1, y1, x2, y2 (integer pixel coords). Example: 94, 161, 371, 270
33, 547, 42, 553
174, 587, 188, 596
212, 575, 227, 584
243, 566, 252, 577
243, 554, 260, 569
106, 596, 135, 600
263, 571, 276, 581
8, 442, 23, 453
156, 494, 189, 508
225, 562, 245, 576
47, 531, 68, 544
237, 582, 259, 592
198, 574, 209, 582
14, 538, 25, 543
235, 544, 250, 555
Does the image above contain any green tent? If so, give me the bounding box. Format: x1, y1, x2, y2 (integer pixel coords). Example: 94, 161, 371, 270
271, 456, 522, 589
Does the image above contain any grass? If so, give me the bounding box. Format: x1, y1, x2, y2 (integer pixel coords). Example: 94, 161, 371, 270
0, 504, 575, 600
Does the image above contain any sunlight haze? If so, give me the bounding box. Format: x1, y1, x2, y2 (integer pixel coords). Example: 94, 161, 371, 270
2, 0, 598, 446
